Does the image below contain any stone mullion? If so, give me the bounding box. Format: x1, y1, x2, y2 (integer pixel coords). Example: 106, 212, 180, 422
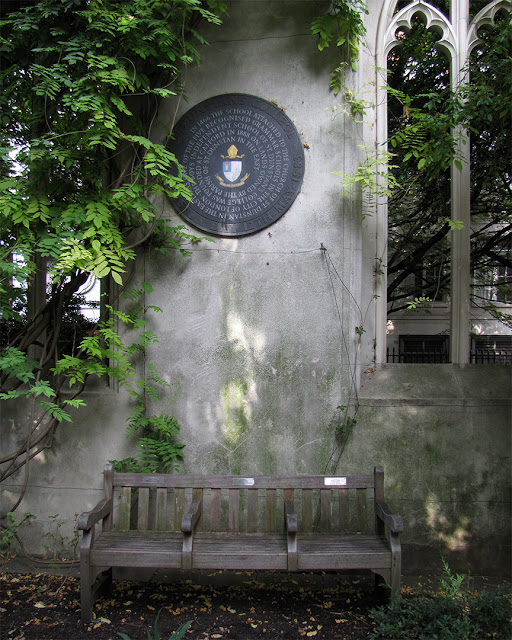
449, 0, 472, 365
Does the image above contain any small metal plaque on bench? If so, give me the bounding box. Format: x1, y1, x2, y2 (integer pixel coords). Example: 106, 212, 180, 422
324, 477, 347, 486
141, 476, 164, 485
232, 477, 255, 486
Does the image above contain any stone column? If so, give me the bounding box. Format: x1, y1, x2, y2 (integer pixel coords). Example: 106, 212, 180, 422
449, 0, 471, 365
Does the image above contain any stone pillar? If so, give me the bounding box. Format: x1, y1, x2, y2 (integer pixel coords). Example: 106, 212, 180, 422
449, 0, 471, 365
26, 254, 47, 362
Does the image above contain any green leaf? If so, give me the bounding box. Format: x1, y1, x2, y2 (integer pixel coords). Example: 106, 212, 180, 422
141, 282, 154, 294
41, 402, 73, 423
111, 270, 123, 285
31, 381, 56, 398
446, 218, 464, 230
64, 398, 87, 408
123, 134, 153, 149
0, 390, 25, 400
95, 265, 111, 279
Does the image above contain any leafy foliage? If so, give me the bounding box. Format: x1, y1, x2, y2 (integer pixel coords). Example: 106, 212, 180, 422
330, 10, 511, 330
0, 0, 224, 512
310, 0, 368, 94
110, 407, 185, 474
0, 512, 36, 562
370, 559, 511, 640
2, 285, 186, 488
0, 0, 221, 304
334, 147, 400, 211
42, 513, 80, 560
386, 14, 512, 316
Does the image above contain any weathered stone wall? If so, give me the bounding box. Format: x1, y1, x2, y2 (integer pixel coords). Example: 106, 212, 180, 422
1, 0, 368, 554
353, 364, 511, 576
1, 1, 510, 578
142, 0, 370, 476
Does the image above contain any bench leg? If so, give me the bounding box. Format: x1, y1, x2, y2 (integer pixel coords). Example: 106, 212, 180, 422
374, 559, 401, 602
80, 566, 112, 624
389, 532, 402, 598
80, 561, 94, 624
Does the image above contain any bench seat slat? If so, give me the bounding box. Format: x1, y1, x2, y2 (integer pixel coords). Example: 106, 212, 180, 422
297, 535, 392, 571
90, 532, 183, 568
191, 533, 288, 570
298, 555, 391, 571
298, 535, 390, 553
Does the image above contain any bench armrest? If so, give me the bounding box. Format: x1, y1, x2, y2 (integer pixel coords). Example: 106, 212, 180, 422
181, 500, 202, 533
285, 501, 298, 533
375, 500, 403, 533
77, 498, 112, 531
284, 501, 298, 570
182, 500, 202, 570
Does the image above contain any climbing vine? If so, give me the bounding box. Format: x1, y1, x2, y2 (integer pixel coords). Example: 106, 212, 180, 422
0, 0, 225, 514
310, 0, 369, 94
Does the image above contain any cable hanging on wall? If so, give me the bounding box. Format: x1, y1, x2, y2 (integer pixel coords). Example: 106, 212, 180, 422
181, 241, 370, 472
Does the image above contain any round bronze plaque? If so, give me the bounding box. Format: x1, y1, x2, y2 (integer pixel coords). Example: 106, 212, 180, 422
168, 94, 305, 237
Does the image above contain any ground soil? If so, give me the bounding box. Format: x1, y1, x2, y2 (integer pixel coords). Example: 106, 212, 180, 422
1, 568, 383, 640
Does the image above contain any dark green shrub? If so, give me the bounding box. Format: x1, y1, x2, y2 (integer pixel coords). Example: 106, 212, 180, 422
370, 562, 511, 639
370, 593, 474, 639
468, 586, 511, 638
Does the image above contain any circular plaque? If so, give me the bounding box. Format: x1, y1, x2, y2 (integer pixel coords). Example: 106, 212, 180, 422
167, 94, 305, 237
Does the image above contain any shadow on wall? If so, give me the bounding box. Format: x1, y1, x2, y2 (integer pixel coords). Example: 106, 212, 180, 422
180, 250, 362, 477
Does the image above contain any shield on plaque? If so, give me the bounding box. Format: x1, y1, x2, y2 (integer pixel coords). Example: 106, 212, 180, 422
222, 159, 242, 183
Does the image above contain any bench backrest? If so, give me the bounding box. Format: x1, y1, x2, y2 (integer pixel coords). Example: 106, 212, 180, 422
104, 466, 386, 535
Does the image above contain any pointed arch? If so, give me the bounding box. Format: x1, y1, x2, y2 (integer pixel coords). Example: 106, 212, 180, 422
384, 2, 457, 59
374, 0, 463, 363
468, 0, 511, 51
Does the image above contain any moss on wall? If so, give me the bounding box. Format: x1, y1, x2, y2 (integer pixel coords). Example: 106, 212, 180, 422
208, 335, 347, 476
349, 365, 511, 575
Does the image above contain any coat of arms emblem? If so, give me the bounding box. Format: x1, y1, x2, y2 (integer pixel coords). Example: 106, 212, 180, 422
216, 145, 249, 188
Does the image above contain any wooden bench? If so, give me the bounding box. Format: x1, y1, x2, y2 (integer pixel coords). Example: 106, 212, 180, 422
78, 464, 403, 623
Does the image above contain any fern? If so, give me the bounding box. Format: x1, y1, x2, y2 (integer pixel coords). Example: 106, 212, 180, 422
112, 408, 184, 473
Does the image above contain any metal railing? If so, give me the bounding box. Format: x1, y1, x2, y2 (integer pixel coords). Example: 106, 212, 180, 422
469, 349, 512, 364
387, 347, 512, 364
386, 348, 449, 363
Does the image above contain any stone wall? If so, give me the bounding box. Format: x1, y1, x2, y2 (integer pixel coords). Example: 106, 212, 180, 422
1, 1, 510, 578
353, 364, 511, 576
